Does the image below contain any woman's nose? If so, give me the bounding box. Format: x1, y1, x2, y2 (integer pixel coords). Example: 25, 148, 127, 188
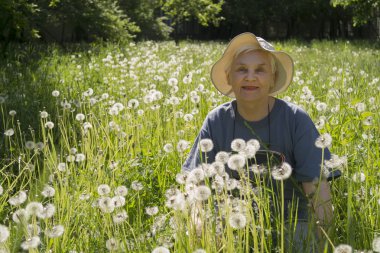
245, 70, 257, 81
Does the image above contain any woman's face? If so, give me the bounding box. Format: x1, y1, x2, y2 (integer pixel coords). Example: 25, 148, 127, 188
228, 50, 275, 103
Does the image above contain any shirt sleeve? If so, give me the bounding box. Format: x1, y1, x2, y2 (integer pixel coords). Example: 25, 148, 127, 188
292, 109, 331, 182
182, 116, 217, 171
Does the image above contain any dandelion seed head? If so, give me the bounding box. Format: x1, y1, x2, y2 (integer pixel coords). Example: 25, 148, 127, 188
106, 238, 119, 251
229, 213, 247, 229
146, 206, 159, 216
193, 249, 206, 253
227, 154, 246, 170
131, 180, 144, 191
128, 99, 140, 109
352, 172, 366, 183
271, 162, 292, 180
26, 224, 41, 237
112, 196, 126, 208
0, 185, 3, 196
37, 203, 56, 219
177, 140, 190, 153
75, 113, 85, 121
0, 225, 10, 243
98, 184, 111, 195
20, 236, 41, 250
250, 164, 268, 175
98, 197, 115, 213
40, 111, 49, 118
175, 172, 188, 185
8, 190, 27, 206
25, 141, 36, 150
373, 236, 380, 252
199, 138, 214, 152
163, 143, 173, 153
152, 246, 170, 253
215, 151, 230, 164
41, 185, 55, 197
57, 162, 67, 172
231, 138, 246, 152
44, 121, 54, 129
12, 208, 30, 223
187, 168, 205, 184
333, 244, 352, 253
75, 153, 86, 162
26, 202, 44, 216
315, 133, 332, 148
194, 185, 211, 201
354, 102, 366, 112
113, 210, 128, 224
212, 161, 225, 175
52, 90, 60, 97
114, 186, 128, 196
4, 129, 14, 137
9, 110, 16, 116
45, 225, 64, 238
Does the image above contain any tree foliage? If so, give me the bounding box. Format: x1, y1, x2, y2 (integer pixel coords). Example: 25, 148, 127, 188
331, 0, 380, 26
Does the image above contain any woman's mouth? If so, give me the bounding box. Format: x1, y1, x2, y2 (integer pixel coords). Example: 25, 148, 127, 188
242, 86, 259, 91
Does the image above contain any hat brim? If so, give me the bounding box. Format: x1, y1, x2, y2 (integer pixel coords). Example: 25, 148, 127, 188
210, 33, 294, 98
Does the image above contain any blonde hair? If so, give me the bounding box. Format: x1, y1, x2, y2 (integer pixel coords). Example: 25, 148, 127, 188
225, 46, 277, 77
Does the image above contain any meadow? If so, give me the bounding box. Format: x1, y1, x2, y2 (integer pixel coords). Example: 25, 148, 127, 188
0, 39, 379, 253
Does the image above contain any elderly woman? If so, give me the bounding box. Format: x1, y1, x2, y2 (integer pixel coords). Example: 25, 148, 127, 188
183, 33, 340, 252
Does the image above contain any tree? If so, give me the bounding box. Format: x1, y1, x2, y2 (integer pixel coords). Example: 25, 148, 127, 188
331, 0, 380, 26
160, 0, 224, 43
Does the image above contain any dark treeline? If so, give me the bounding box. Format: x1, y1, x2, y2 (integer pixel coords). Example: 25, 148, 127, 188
1, 0, 379, 49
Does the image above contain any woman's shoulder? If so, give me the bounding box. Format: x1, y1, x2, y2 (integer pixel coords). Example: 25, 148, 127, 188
207, 100, 235, 120
276, 98, 309, 117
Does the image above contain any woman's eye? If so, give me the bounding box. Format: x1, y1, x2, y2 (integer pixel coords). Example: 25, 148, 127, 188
237, 67, 247, 72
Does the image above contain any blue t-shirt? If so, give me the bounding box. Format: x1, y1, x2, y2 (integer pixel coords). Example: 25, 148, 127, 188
183, 98, 340, 220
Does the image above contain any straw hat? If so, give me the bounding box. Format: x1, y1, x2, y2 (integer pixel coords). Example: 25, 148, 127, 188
210, 32, 294, 97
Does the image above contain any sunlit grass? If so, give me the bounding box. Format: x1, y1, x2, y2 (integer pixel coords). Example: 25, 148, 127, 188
0, 39, 379, 252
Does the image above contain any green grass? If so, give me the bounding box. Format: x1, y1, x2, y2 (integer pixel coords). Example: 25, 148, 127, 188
0, 39, 379, 252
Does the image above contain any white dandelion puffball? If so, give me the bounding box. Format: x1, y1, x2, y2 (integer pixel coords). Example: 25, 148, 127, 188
45, 225, 64, 238
194, 185, 211, 201
112, 196, 126, 208
229, 213, 247, 229
25, 141, 36, 150
168, 77, 178, 86
333, 244, 352, 253
373, 236, 380, 252
131, 180, 144, 191
75, 153, 86, 162
215, 151, 230, 164
9, 110, 16, 116
146, 206, 159, 216
8, 190, 27, 206
26, 202, 44, 216
271, 162, 292, 180
75, 113, 85, 121
0, 185, 3, 196
98, 197, 115, 213
12, 209, 30, 223
44, 121, 54, 129
176, 140, 190, 153
152, 246, 170, 253
113, 210, 128, 224
37, 203, 56, 219
127, 99, 140, 109
57, 162, 67, 172
20, 236, 41, 250
231, 138, 246, 152
106, 238, 119, 251
315, 133, 332, 149
163, 143, 173, 153
0, 224, 10, 243
352, 172, 366, 183
52, 90, 60, 97
193, 249, 207, 253
98, 184, 111, 195
41, 185, 55, 197
199, 138, 214, 152
227, 154, 246, 170
40, 111, 49, 118
4, 128, 14, 137
114, 186, 128, 196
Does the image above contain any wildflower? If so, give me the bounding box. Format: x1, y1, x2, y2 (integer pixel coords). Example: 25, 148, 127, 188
247, 139, 260, 150
25, 141, 36, 150
325, 154, 346, 168
212, 161, 225, 175
8, 191, 27, 206
0, 225, 10, 243
352, 172, 365, 183
227, 154, 246, 170
137, 109, 144, 116
199, 139, 213, 153
0, 185, 3, 195
183, 113, 194, 122
363, 116, 373, 126
35, 142, 44, 150
146, 206, 159, 216
163, 143, 173, 153
271, 162, 292, 180
37, 203, 56, 219
75, 153, 86, 162
26, 202, 43, 216
98, 184, 111, 195
44, 121, 54, 129
168, 77, 178, 86
229, 213, 247, 229
240, 143, 259, 159
101, 93, 109, 99
83, 88, 94, 97
131, 180, 144, 191
333, 244, 352, 253
215, 151, 230, 164
57, 162, 67, 172
112, 196, 126, 208
52, 90, 60, 97
12, 209, 30, 223
193, 249, 206, 253
45, 225, 64, 238
75, 113, 85, 121
354, 102, 366, 112
190, 95, 200, 104
27, 224, 41, 236
41, 185, 55, 197
9, 110, 16, 116
177, 140, 190, 153
98, 197, 115, 213
127, 99, 139, 109
175, 172, 188, 184
165, 192, 186, 211
152, 246, 170, 253
20, 236, 41, 250
106, 238, 119, 251
79, 193, 90, 200
187, 168, 205, 184
373, 236, 380, 252
249, 164, 268, 175
203, 163, 216, 178
231, 138, 246, 152
40, 111, 49, 118
83, 122, 92, 131
315, 133, 332, 149
4, 129, 14, 137
113, 210, 128, 224
114, 186, 128, 196
194, 185, 211, 201
316, 102, 327, 112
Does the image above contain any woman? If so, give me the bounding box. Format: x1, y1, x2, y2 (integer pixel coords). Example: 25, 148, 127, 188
183, 33, 340, 252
